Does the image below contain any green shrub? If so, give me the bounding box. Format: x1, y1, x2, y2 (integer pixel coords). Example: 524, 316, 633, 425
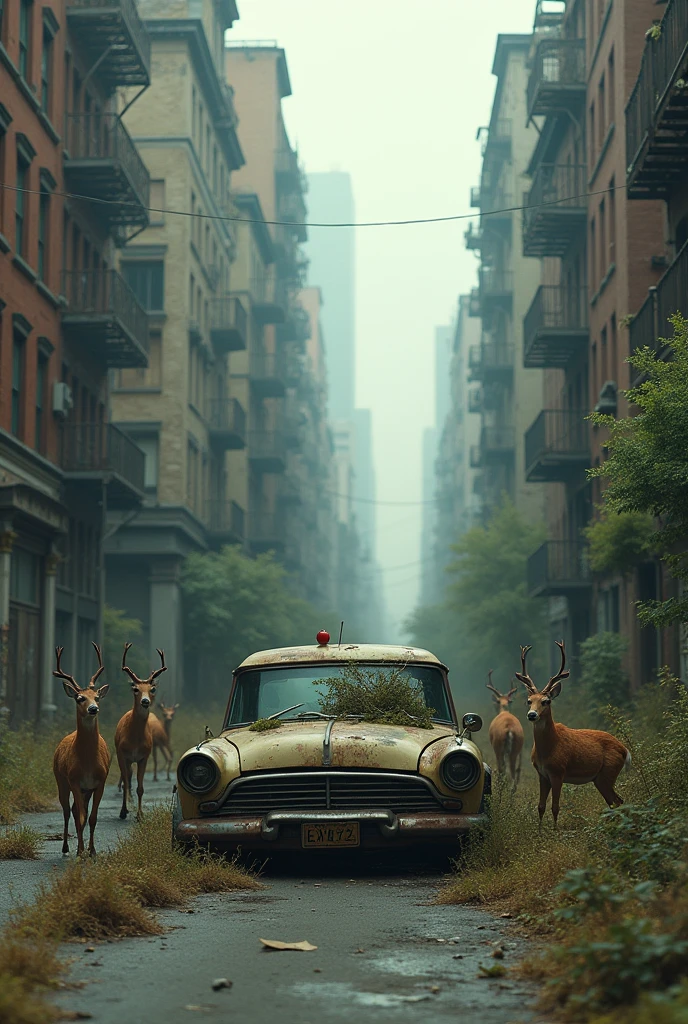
584, 512, 656, 577
315, 665, 435, 728
579, 632, 630, 715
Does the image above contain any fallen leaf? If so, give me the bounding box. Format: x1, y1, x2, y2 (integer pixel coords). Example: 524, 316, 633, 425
453, 954, 464, 960
354, 948, 365, 954
85, 947, 95, 953
500, 913, 512, 919
429, 985, 440, 993
260, 938, 317, 952
211, 979, 232, 991
478, 963, 507, 978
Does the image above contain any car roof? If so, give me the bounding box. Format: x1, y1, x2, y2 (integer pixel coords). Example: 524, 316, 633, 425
236, 643, 445, 670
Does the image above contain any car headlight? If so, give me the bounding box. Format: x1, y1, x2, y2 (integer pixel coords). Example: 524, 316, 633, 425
440, 750, 482, 792
178, 754, 220, 794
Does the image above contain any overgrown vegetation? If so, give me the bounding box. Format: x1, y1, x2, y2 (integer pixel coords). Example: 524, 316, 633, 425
441, 670, 688, 1021
578, 632, 630, 723
315, 665, 435, 728
248, 717, 282, 732
584, 511, 656, 577
0, 806, 258, 1022
0, 726, 59, 824
0, 826, 41, 860
589, 313, 688, 629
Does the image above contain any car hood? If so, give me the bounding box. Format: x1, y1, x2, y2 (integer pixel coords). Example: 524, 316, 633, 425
222, 719, 457, 773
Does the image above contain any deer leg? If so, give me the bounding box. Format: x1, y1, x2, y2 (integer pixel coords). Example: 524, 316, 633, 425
71, 789, 87, 857
537, 772, 551, 827
550, 776, 564, 827
594, 774, 624, 809
118, 753, 130, 819
57, 778, 71, 855
514, 754, 522, 791
88, 784, 105, 857
152, 745, 158, 782
135, 759, 146, 821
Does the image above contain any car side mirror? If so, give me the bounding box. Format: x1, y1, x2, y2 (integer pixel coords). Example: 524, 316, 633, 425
461, 713, 483, 737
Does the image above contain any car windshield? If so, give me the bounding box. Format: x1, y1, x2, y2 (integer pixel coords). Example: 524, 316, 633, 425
226, 663, 453, 727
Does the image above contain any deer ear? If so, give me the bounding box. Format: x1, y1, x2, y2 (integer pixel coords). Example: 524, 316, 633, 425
60, 679, 79, 699
96, 683, 110, 699
173, 703, 180, 710
548, 680, 563, 700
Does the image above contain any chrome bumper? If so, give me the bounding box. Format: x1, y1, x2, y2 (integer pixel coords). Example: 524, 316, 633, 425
175, 809, 484, 847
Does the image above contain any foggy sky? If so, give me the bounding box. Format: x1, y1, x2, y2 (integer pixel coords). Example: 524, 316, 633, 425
229, 1, 535, 638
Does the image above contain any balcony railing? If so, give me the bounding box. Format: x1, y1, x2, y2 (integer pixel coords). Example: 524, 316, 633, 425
248, 431, 287, 472
206, 500, 244, 544
61, 269, 149, 368
66, 0, 150, 88
63, 114, 149, 231
61, 422, 144, 506
527, 541, 591, 598
210, 296, 247, 353
277, 305, 311, 348
479, 267, 513, 307
482, 118, 512, 155
523, 285, 589, 368
626, 0, 688, 199
523, 164, 587, 257
481, 425, 515, 460
249, 513, 286, 553
527, 38, 586, 119
249, 350, 287, 398
251, 276, 286, 324
525, 409, 590, 482
208, 398, 246, 450
629, 240, 688, 381
470, 186, 481, 208
482, 342, 515, 378
468, 388, 482, 414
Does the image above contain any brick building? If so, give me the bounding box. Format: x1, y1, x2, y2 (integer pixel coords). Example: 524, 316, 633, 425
0, 0, 149, 723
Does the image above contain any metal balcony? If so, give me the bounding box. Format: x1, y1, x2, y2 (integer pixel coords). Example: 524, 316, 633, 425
249, 351, 287, 398
248, 513, 285, 555
480, 187, 514, 230
464, 223, 482, 251
468, 388, 482, 414
479, 267, 513, 313
470, 186, 481, 208
251, 277, 286, 324
479, 343, 515, 381
277, 305, 311, 348
468, 288, 481, 318
523, 164, 587, 257
482, 118, 511, 156
523, 285, 589, 368
63, 114, 149, 235
61, 422, 144, 508
247, 431, 286, 473
277, 474, 303, 506
629, 239, 688, 383
527, 39, 586, 119
275, 146, 303, 193
206, 500, 245, 546
469, 445, 483, 469
208, 398, 246, 450
210, 296, 247, 353
66, 0, 150, 89
626, 0, 688, 199
527, 541, 591, 598
61, 270, 149, 368
481, 426, 515, 462
525, 409, 590, 482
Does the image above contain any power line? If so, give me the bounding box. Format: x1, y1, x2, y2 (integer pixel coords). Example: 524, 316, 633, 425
0, 179, 628, 230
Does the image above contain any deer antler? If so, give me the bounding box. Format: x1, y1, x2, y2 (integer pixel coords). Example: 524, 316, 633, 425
543, 640, 569, 693
515, 644, 537, 693
149, 649, 167, 681
89, 641, 105, 687
486, 669, 502, 699
53, 647, 79, 690
121, 642, 143, 685
506, 684, 518, 699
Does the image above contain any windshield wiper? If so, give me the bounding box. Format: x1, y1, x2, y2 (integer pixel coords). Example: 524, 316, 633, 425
267, 703, 305, 720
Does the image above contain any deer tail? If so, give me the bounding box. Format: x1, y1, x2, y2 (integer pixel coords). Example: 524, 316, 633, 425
504, 730, 514, 757
624, 750, 632, 773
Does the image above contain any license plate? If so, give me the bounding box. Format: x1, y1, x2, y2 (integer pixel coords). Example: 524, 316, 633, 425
301, 821, 360, 848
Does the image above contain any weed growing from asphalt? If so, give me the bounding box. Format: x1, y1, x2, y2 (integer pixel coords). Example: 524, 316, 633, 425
0, 726, 61, 823
0, 937, 65, 1024
0, 825, 41, 860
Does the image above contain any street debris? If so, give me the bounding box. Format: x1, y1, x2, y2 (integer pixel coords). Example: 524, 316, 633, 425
260, 938, 317, 951
57, 1013, 93, 1021
478, 963, 507, 978
184, 1005, 215, 1012
211, 978, 233, 991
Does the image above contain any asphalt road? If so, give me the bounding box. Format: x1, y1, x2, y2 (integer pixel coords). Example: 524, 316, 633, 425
1, 781, 535, 1024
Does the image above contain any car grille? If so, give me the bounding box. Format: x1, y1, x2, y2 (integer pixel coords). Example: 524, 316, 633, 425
217, 772, 444, 815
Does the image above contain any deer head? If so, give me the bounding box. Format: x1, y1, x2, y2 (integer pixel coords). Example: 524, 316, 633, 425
122, 643, 167, 713
515, 641, 569, 722
158, 702, 179, 722
54, 643, 109, 718
486, 670, 517, 711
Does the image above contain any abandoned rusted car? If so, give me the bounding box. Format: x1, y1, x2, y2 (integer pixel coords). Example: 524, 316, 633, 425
172, 634, 490, 853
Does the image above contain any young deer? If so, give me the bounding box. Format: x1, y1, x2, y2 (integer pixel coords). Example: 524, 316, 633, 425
151, 702, 179, 781
114, 644, 167, 820
52, 644, 111, 857
486, 672, 524, 789
516, 641, 631, 826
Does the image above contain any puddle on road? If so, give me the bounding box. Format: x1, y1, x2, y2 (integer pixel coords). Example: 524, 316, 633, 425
291, 981, 434, 1010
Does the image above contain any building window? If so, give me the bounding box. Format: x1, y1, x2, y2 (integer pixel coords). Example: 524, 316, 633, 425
609, 177, 616, 264
588, 101, 595, 163
597, 73, 606, 149
590, 217, 596, 286
599, 198, 606, 275
12, 332, 25, 438
607, 49, 615, 124
133, 434, 159, 494
37, 187, 49, 280
40, 24, 52, 114
15, 155, 28, 257
121, 260, 164, 312
19, 0, 31, 81
35, 351, 47, 452
10, 548, 39, 606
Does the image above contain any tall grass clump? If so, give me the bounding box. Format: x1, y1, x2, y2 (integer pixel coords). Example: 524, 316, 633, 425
0, 725, 61, 823
0, 825, 41, 860
0, 936, 65, 1024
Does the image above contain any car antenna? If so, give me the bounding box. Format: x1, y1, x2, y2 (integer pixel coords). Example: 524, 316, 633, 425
338, 621, 344, 647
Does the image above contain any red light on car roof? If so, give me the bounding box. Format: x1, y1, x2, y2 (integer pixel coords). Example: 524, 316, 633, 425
316, 630, 330, 646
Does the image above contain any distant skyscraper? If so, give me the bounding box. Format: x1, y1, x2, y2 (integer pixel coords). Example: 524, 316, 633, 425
306, 172, 355, 420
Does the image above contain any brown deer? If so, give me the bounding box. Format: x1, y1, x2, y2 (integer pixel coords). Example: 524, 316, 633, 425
52, 644, 111, 857
486, 672, 524, 789
151, 702, 179, 781
114, 643, 166, 820
516, 641, 631, 826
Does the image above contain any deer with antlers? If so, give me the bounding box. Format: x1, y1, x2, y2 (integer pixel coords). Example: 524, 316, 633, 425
114, 643, 167, 820
151, 702, 179, 781
53, 644, 111, 857
516, 641, 631, 826
486, 671, 524, 789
